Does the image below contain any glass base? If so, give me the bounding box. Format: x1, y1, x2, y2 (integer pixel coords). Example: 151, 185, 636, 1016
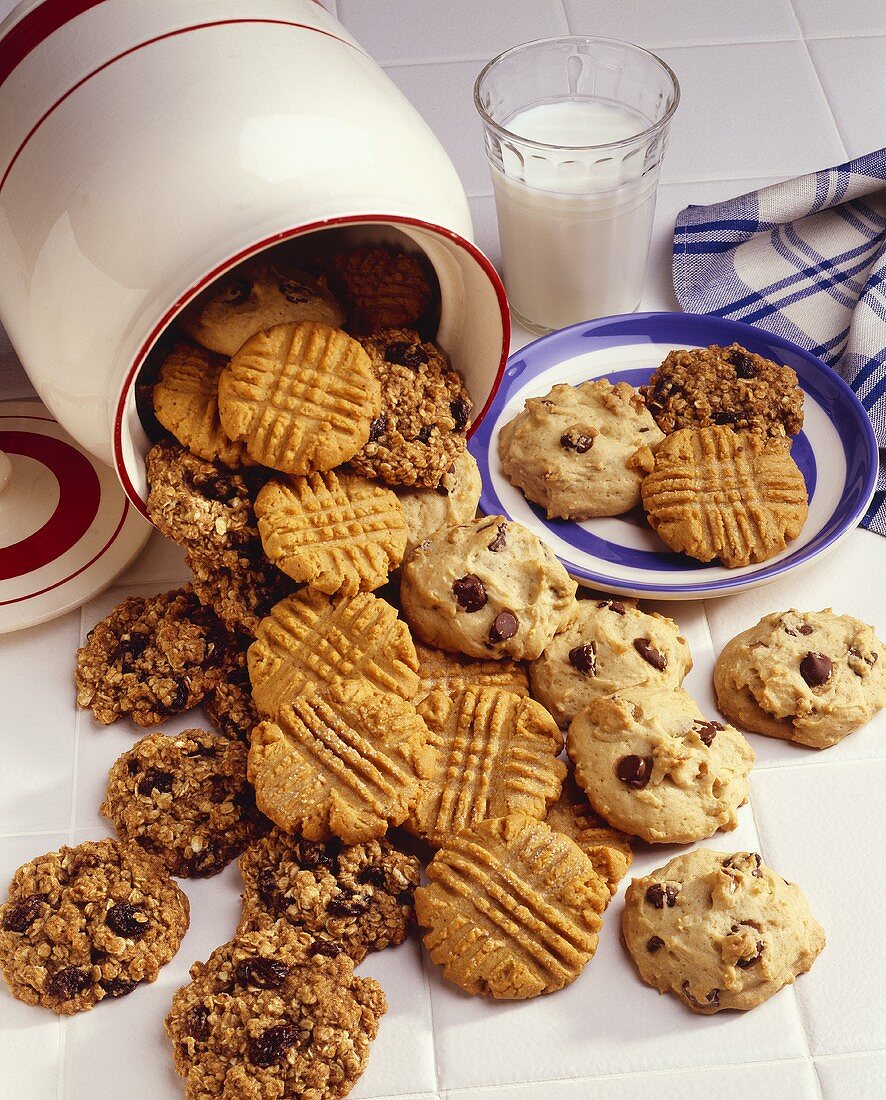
510, 301, 641, 336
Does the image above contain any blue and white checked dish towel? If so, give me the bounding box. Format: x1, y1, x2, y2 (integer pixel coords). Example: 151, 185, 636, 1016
673, 149, 886, 535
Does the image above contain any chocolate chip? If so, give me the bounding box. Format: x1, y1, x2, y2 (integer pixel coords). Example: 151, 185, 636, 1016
278, 279, 311, 303
357, 866, 388, 889
487, 523, 508, 552
616, 755, 653, 789
101, 976, 138, 998
2, 893, 46, 933
137, 769, 174, 797
633, 638, 667, 671
645, 883, 679, 909
597, 600, 626, 615
450, 396, 471, 431
489, 610, 518, 644
723, 853, 762, 878
328, 892, 371, 918
46, 966, 91, 1000
568, 643, 597, 676
737, 942, 765, 969
235, 957, 290, 989
106, 903, 149, 939
682, 981, 719, 1010
850, 646, 878, 668
417, 424, 434, 445
385, 340, 428, 368
800, 652, 832, 688
308, 940, 342, 958
221, 278, 252, 306
560, 429, 594, 453
185, 1005, 210, 1041
784, 621, 814, 636
647, 936, 665, 953
452, 575, 487, 612
693, 720, 724, 746
368, 414, 387, 442
247, 1023, 302, 1067
730, 351, 757, 379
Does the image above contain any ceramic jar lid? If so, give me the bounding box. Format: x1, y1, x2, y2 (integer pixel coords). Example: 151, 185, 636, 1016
0, 399, 151, 633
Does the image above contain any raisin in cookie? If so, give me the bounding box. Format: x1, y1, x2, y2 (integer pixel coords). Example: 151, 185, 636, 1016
499, 379, 664, 519
75, 586, 231, 726
641, 343, 804, 438
401, 515, 577, 661
395, 447, 482, 557
179, 259, 345, 357
0, 838, 188, 1014
321, 246, 432, 334
238, 830, 420, 963
714, 608, 886, 749
529, 597, 692, 728
568, 684, 754, 844
622, 849, 825, 1013
102, 729, 270, 878
349, 327, 472, 488
165, 918, 386, 1100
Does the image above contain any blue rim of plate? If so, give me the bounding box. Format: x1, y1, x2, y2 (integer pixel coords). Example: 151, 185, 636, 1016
468, 311, 878, 598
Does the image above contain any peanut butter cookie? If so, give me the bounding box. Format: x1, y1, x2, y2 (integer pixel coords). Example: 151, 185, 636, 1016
413, 640, 529, 705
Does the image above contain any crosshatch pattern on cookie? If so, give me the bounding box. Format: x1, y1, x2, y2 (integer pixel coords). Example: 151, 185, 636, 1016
545, 772, 633, 897
415, 815, 609, 999
413, 641, 530, 704
248, 588, 420, 717
255, 469, 407, 596
407, 687, 565, 847
218, 321, 381, 474
642, 426, 808, 567
247, 679, 435, 844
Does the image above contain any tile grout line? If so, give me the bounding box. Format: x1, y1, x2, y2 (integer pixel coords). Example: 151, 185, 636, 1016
787, 0, 849, 163
417, 933, 443, 1096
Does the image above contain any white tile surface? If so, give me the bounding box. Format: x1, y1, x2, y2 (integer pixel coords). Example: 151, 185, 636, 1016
750, 760, 886, 1055
792, 0, 886, 39
816, 1051, 886, 1100
563, 0, 802, 47
807, 37, 886, 159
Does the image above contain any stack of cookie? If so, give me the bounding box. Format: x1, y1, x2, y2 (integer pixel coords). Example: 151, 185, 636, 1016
499, 342, 811, 568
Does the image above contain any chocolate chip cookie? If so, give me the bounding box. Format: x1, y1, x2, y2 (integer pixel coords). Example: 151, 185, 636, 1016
101, 729, 270, 878
165, 918, 386, 1099
640, 343, 804, 438
714, 608, 886, 748
349, 327, 472, 488
0, 838, 189, 1014
395, 447, 483, 557
75, 586, 231, 726
401, 516, 577, 661
622, 849, 825, 1013
238, 830, 420, 963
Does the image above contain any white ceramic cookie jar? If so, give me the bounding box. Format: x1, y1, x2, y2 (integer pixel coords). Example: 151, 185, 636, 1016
0, 0, 508, 517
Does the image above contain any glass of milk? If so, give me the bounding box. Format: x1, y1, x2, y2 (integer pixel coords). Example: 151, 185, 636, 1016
474, 36, 680, 333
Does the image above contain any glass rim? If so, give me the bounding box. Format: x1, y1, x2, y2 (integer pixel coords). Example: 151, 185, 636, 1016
473, 35, 681, 154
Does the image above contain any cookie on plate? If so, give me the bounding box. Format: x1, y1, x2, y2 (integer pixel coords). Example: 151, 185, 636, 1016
544, 770, 633, 898
406, 686, 565, 846
101, 729, 270, 878
714, 608, 886, 748
0, 838, 188, 1014
640, 343, 804, 438
238, 830, 420, 963
413, 640, 529, 705
320, 246, 432, 334
395, 448, 482, 557
218, 321, 381, 475
498, 379, 664, 519
529, 597, 692, 728
622, 849, 825, 1013
349, 327, 471, 488
247, 679, 435, 843
165, 918, 385, 1100
415, 814, 609, 999
255, 469, 408, 596
568, 684, 754, 844
75, 586, 231, 727
247, 587, 419, 718
179, 259, 345, 357
401, 515, 577, 661
641, 425, 808, 567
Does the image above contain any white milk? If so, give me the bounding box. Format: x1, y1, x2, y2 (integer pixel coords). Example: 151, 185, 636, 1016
491, 98, 659, 330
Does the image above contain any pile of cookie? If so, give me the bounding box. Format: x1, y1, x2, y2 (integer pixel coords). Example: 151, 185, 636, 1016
1, 244, 885, 1100
499, 343, 810, 568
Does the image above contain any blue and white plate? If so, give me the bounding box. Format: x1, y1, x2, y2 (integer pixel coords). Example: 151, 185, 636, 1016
468, 312, 878, 600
